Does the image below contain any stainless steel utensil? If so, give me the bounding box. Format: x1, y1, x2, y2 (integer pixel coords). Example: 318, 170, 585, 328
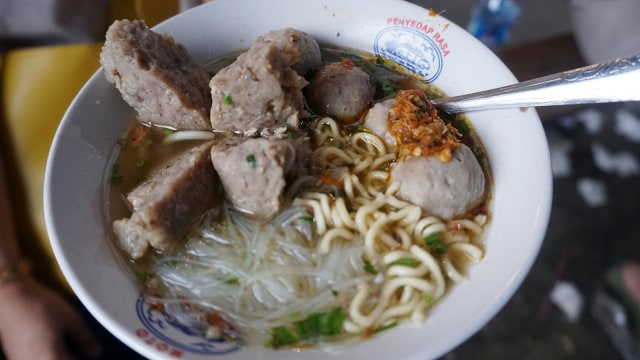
430, 54, 640, 114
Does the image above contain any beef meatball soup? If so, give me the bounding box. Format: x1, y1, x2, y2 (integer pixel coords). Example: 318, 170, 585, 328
103, 20, 492, 350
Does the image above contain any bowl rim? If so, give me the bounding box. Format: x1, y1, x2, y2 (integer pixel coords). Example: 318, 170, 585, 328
44, 0, 552, 359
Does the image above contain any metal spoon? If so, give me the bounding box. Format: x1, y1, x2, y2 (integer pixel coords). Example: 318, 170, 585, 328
430, 53, 640, 114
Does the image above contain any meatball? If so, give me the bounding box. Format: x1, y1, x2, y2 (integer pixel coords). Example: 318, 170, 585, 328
390, 144, 486, 219
364, 98, 396, 147
258, 28, 322, 75
305, 59, 374, 123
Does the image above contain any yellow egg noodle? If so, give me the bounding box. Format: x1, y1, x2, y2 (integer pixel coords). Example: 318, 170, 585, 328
294, 117, 486, 333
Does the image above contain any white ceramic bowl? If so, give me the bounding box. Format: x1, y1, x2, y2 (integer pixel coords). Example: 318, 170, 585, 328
44, 0, 552, 359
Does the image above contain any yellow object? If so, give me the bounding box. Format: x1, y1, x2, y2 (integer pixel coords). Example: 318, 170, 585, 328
111, 0, 180, 27
2, 44, 103, 291
0, 0, 180, 292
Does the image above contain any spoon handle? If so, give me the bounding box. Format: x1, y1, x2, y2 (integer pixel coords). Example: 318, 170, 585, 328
431, 54, 640, 113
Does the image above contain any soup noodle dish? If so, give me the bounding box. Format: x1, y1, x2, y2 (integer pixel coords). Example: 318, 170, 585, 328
44, 1, 552, 359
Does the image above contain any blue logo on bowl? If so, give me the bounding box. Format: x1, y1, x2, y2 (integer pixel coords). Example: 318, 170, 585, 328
135, 297, 241, 357
374, 26, 444, 83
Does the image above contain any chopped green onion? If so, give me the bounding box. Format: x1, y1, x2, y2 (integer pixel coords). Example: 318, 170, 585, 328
298, 216, 315, 222
381, 83, 397, 98
287, 131, 294, 139
134, 270, 148, 284
362, 256, 376, 274
246, 154, 256, 168
288, 311, 301, 319
346, 125, 366, 135
423, 295, 433, 304
110, 163, 123, 184
135, 160, 147, 169
219, 277, 239, 285
293, 307, 344, 340
331, 289, 339, 297
373, 322, 398, 334
424, 232, 440, 245
293, 313, 320, 340
432, 243, 447, 255
267, 307, 344, 347
456, 119, 471, 135
163, 128, 174, 136
222, 94, 233, 105
337, 141, 345, 150
424, 233, 447, 255
390, 258, 419, 267
269, 326, 298, 348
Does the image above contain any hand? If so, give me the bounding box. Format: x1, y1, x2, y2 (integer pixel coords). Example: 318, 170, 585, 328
0, 278, 102, 360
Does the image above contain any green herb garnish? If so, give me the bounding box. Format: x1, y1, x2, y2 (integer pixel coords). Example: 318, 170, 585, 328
269, 326, 298, 348
456, 118, 471, 135
424, 233, 447, 255
373, 322, 398, 334
267, 307, 345, 348
390, 258, 419, 267
135, 160, 147, 169
219, 277, 239, 285
246, 154, 256, 168
222, 94, 233, 105
134, 270, 148, 284
362, 256, 377, 274
293, 307, 345, 341
110, 163, 123, 184
288, 311, 301, 319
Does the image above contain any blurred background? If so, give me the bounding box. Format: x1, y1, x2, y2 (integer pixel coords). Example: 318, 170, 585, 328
409, 1, 640, 359
415, 0, 572, 45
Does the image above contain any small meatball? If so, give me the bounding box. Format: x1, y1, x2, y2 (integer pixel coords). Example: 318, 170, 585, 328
258, 28, 322, 75
364, 98, 396, 147
391, 144, 485, 219
305, 59, 374, 123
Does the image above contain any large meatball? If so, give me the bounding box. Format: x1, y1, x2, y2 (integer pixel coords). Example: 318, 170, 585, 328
390, 144, 486, 219
305, 60, 374, 123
